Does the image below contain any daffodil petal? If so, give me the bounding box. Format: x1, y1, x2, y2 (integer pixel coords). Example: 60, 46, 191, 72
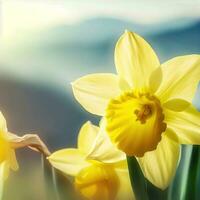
48, 148, 89, 176
72, 73, 120, 116
87, 120, 125, 163
8, 133, 50, 156
115, 30, 160, 89
113, 160, 128, 170
157, 55, 200, 103
78, 121, 99, 154
149, 67, 162, 93
115, 169, 135, 200
163, 99, 190, 112
9, 150, 19, 171
0, 161, 9, 200
165, 105, 200, 144
138, 133, 180, 189
0, 112, 7, 132
119, 77, 132, 91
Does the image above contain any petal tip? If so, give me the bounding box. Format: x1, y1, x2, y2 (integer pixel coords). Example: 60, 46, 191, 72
70, 81, 75, 86
85, 121, 92, 125
124, 29, 132, 35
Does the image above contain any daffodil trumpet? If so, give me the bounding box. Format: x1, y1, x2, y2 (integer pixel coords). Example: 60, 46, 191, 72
72, 30, 200, 190
0, 112, 50, 199
48, 121, 135, 200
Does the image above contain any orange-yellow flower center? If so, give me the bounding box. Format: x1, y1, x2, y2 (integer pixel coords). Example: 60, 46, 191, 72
134, 104, 152, 124
106, 92, 166, 157
75, 163, 119, 200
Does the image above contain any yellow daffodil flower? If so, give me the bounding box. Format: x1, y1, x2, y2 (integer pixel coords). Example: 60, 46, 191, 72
0, 113, 18, 199
0, 112, 50, 199
71, 30, 200, 189
48, 121, 134, 200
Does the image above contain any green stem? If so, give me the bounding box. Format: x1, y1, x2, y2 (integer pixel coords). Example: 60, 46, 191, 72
127, 156, 149, 200
52, 168, 61, 200
42, 154, 76, 200
41, 154, 58, 200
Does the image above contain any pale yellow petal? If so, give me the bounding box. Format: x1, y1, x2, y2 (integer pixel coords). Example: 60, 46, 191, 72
138, 133, 180, 189
163, 99, 190, 112
118, 77, 132, 91
115, 30, 160, 89
72, 73, 120, 116
165, 105, 200, 144
9, 150, 19, 171
113, 160, 128, 170
0, 112, 7, 132
149, 66, 162, 93
8, 133, 50, 156
48, 148, 89, 176
157, 55, 200, 103
6, 132, 20, 141
87, 120, 126, 163
115, 169, 135, 200
0, 161, 9, 200
78, 121, 99, 154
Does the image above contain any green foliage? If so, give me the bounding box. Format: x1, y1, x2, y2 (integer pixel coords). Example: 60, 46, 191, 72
127, 156, 149, 200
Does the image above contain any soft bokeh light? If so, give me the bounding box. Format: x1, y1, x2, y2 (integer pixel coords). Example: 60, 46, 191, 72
3, 0, 200, 40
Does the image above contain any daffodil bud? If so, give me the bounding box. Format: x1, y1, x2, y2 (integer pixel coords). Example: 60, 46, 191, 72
75, 163, 119, 200
49, 121, 134, 200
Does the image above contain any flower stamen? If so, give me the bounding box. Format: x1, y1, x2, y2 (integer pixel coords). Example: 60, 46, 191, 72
135, 104, 152, 124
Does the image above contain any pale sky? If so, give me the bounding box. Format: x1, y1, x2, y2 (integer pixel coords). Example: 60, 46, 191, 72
1, 0, 200, 39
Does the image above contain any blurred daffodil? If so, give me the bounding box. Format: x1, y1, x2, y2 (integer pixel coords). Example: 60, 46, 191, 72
0, 113, 18, 199
48, 121, 134, 200
0, 112, 50, 199
71, 30, 200, 189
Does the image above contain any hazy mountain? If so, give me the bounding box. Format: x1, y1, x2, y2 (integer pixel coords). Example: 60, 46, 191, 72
33, 18, 200, 80
38, 17, 199, 46
147, 20, 200, 62
1, 17, 200, 92
31, 17, 200, 64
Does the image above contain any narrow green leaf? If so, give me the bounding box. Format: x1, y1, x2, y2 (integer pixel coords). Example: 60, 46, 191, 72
185, 145, 200, 200
167, 145, 193, 200
127, 156, 149, 200
195, 147, 200, 199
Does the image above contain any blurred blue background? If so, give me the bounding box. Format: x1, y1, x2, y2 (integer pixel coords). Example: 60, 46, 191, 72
0, 1, 200, 199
